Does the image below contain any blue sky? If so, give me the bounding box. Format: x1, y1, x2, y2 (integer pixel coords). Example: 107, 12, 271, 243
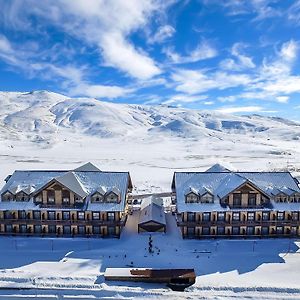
0, 0, 300, 119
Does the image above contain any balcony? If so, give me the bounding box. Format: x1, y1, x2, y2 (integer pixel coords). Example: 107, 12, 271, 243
0, 218, 125, 227
177, 219, 299, 227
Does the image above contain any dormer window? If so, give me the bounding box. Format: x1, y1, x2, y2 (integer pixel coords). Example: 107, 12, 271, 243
16, 192, 29, 202
91, 192, 104, 203
276, 194, 287, 202
47, 190, 55, 204
201, 193, 213, 203
106, 192, 119, 203
185, 192, 198, 203
1, 191, 13, 201
75, 195, 83, 204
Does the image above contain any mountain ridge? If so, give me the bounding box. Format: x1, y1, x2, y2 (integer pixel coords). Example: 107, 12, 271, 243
0, 90, 299, 146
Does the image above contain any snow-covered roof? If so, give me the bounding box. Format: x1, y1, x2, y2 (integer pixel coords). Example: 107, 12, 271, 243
205, 163, 231, 173
1, 171, 66, 197
139, 197, 166, 225
0, 166, 131, 212
140, 196, 163, 210
174, 167, 300, 213
74, 162, 101, 172
54, 172, 88, 198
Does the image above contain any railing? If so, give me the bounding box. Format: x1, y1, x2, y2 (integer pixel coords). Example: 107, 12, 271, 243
183, 232, 298, 239
177, 219, 300, 227
0, 218, 125, 226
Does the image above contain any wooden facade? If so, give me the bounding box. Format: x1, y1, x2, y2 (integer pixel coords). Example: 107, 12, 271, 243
0, 166, 132, 238
175, 177, 300, 239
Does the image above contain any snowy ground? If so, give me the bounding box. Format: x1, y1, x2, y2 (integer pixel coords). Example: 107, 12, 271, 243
0, 212, 299, 299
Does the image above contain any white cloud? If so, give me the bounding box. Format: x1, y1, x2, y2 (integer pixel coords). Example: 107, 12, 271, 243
216, 106, 264, 114
287, 0, 300, 25
203, 101, 214, 105
220, 43, 255, 71
0, 0, 168, 80
202, 0, 282, 20
100, 31, 161, 79
165, 40, 218, 64
0, 34, 12, 53
149, 25, 175, 43
163, 93, 208, 105
172, 69, 251, 94
280, 40, 298, 61
276, 96, 289, 103
70, 84, 133, 99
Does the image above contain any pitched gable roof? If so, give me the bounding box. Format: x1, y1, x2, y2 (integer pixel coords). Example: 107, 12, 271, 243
55, 172, 88, 198
74, 162, 101, 172
205, 163, 231, 173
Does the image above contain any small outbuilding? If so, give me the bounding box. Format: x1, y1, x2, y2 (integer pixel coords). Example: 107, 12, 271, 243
138, 197, 166, 233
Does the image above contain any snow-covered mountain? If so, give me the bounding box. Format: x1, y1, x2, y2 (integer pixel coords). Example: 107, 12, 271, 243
1, 90, 300, 145
0, 90, 300, 191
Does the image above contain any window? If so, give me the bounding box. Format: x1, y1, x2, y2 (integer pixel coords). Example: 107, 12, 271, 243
186, 192, 198, 203
20, 224, 27, 233
92, 193, 104, 203
262, 212, 270, 221
106, 192, 118, 203
233, 193, 241, 206
18, 210, 26, 219
92, 212, 100, 220
47, 191, 55, 204
277, 212, 284, 221
34, 225, 42, 233
62, 198, 70, 205
108, 226, 116, 236
78, 212, 85, 220
276, 195, 287, 202
187, 212, 195, 222
63, 226, 71, 234
62, 190, 70, 205
232, 226, 240, 235
78, 226, 85, 235
34, 194, 42, 203
291, 227, 298, 235
292, 212, 299, 221
48, 211, 55, 220
233, 212, 240, 221
93, 226, 100, 234
4, 211, 12, 219
62, 211, 70, 220
202, 213, 210, 222
217, 212, 225, 221
187, 227, 194, 237
217, 227, 225, 235
247, 212, 255, 221
262, 226, 269, 235
16, 192, 29, 202
48, 225, 56, 234
33, 211, 41, 220
201, 193, 213, 203
107, 212, 115, 221
276, 226, 283, 234
2, 192, 12, 201
202, 227, 210, 235
247, 226, 254, 235
248, 194, 256, 206
75, 195, 83, 204
5, 224, 12, 233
